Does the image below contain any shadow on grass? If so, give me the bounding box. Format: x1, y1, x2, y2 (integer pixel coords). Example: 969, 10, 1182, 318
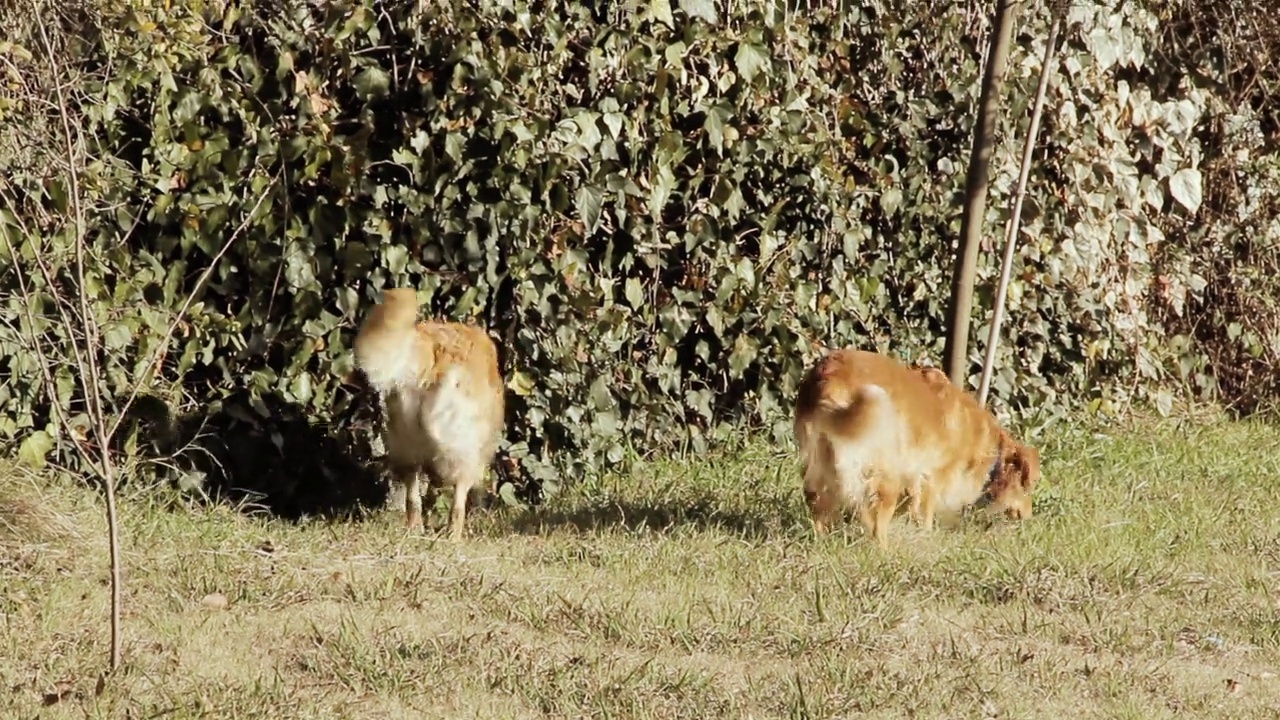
126, 390, 388, 523
505, 494, 790, 541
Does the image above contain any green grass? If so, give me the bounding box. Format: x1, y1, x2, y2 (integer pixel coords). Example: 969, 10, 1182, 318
4, 414, 1280, 719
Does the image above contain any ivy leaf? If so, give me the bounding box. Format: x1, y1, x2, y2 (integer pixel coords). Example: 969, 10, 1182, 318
577, 184, 604, 234
1169, 168, 1202, 213
572, 112, 603, 153
498, 481, 526, 508
383, 244, 409, 275
704, 110, 725, 152
735, 258, 756, 289
649, 0, 675, 28
734, 43, 770, 84
706, 304, 724, 335
1088, 28, 1121, 71
289, 372, 313, 405
649, 165, 677, 219
625, 277, 645, 309
17, 429, 55, 470
603, 112, 625, 139
679, 0, 717, 24
880, 187, 904, 217
103, 322, 133, 351
728, 335, 759, 378
352, 66, 391, 101
444, 133, 464, 162
507, 369, 536, 397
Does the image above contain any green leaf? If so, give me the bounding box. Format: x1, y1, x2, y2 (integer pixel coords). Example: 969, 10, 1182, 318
444, 133, 464, 162
498, 482, 526, 508
1168, 168, 1202, 213
603, 112, 625, 139
383, 244, 409, 275
735, 258, 756, 289
103, 322, 133, 351
880, 187, 903, 217
649, 0, 675, 28
577, 184, 604, 234
17, 430, 55, 470
507, 370, 536, 397
289, 372, 313, 405
704, 110, 724, 152
705, 304, 724, 335
625, 277, 645, 309
1154, 388, 1173, 417
679, 0, 717, 24
664, 42, 686, 67
572, 112, 603, 152
649, 165, 676, 219
728, 335, 759, 378
353, 66, 391, 101
734, 43, 770, 84
249, 392, 270, 418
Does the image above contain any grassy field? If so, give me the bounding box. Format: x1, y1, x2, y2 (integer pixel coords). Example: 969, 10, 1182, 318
4, 414, 1280, 719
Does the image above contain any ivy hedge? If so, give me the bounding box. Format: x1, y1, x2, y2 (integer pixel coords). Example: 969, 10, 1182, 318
1, 0, 1277, 510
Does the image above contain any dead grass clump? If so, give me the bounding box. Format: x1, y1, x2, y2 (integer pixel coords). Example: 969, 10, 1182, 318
0, 463, 79, 551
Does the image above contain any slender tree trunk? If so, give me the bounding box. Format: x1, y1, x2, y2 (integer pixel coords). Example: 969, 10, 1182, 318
977, 11, 1066, 406
942, 0, 1020, 387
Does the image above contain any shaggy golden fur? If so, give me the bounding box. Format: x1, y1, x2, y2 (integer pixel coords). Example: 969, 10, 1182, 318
353, 288, 505, 540
794, 349, 1039, 546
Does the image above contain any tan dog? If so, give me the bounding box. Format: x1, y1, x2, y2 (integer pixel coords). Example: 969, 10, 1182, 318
353, 288, 505, 540
794, 349, 1039, 546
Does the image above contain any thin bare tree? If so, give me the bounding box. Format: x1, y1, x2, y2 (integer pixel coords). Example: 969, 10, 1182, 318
0, 2, 274, 674
977, 2, 1069, 406
943, 0, 1020, 387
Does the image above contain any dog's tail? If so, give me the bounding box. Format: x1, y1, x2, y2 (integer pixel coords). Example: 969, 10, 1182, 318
796, 352, 896, 458
816, 384, 893, 439
354, 288, 423, 393
805, 351, 889, 413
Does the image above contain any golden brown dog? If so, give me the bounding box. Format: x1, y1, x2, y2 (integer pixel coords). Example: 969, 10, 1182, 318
353, 288, 505, 540
794, 349, 1039, 546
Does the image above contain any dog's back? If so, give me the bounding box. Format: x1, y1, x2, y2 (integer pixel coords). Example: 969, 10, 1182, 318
354, 288, 504, 539
796, 350, 962, 465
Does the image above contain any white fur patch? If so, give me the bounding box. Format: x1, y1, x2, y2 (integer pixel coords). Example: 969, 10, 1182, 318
384, 366, 493, 484
357, 334, 419, 395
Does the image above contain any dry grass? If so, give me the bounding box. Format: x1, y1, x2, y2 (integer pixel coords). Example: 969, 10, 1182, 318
4, 414, 1280, 719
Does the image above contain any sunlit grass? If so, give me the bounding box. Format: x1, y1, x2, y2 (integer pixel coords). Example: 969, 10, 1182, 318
3, 414, 1279, 718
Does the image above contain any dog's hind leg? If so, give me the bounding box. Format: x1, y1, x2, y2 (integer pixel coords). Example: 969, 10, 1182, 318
444, 459, 486, 542
394, 463, 424, 531
419, 463, 447, 529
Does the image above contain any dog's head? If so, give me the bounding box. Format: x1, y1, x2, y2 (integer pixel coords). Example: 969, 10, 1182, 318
985, 434, 1040, 520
